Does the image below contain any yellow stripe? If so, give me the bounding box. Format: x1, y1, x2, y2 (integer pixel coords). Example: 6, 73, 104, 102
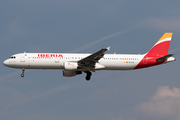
156, 33, 173, 43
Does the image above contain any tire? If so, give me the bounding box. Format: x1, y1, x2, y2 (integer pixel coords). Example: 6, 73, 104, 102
86, 76, 90, 81
87, 72, 92, 76
21, 74, 24, 77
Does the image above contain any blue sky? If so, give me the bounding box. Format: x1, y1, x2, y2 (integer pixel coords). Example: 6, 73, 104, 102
1, 0, 180, 120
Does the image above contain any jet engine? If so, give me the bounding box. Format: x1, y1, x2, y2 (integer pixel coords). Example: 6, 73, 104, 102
63, 70, 82, 77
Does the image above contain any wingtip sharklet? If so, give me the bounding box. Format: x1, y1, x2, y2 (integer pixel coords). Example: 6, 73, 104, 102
106, 46, 111, 51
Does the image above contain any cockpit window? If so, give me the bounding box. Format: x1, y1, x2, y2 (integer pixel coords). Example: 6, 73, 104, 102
10, 56, 16, 59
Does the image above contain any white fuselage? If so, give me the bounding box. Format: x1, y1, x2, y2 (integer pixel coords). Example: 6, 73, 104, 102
3, 53, 145, 71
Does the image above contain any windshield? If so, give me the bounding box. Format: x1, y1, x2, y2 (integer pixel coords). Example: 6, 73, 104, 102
10, 56, 16, 59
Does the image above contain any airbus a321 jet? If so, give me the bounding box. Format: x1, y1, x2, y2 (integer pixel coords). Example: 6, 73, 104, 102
3, 33, 175, 81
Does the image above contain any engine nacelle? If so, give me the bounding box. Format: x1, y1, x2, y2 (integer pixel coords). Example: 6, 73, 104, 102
64, 62, 78, 70
63, 70, 82, 77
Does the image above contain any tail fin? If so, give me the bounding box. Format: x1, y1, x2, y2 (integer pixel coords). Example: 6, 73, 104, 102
146, 33, 173, 57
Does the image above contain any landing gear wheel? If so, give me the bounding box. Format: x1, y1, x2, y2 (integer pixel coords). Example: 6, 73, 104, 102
85, 71, 92, 81
21, 74, 24, 77
86, 76, 91, 81
21, 68, 25, 78
87, 72, 92, 76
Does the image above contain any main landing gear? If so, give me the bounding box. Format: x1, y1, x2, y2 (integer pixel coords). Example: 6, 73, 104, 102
21, 68, 25, 77
85, 71, 92, 81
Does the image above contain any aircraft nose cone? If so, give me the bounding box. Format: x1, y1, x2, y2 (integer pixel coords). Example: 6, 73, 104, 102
3, 60, 9, 66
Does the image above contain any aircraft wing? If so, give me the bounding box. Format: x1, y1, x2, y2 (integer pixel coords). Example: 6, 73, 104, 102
78, 46, 110, 67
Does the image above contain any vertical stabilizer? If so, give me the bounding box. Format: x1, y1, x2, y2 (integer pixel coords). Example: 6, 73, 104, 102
146, 33, 173, 56
134, 33, 173, 69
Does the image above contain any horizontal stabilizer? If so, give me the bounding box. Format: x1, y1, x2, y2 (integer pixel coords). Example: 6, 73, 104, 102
156, 54, 174, 61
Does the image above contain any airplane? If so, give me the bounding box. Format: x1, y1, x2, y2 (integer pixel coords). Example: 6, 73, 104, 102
3, 33, 175, 81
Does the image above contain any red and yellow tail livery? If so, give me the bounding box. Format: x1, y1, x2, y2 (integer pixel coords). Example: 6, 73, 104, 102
147, 33, 172, 56
135, 33, 174, 69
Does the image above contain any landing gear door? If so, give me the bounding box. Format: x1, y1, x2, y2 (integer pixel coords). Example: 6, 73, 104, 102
20, 54, 25, 62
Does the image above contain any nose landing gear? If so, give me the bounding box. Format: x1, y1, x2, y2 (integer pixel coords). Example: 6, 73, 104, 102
21, 69, 25, 77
